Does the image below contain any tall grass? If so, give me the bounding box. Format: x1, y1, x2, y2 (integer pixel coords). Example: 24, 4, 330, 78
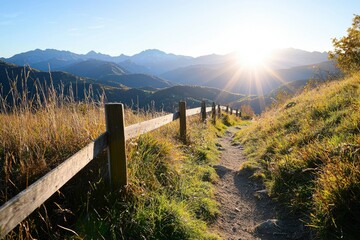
0, 68, 153, 204
0, 67, 240, 239
236, 73, 360, 239
0, 68, 158, 239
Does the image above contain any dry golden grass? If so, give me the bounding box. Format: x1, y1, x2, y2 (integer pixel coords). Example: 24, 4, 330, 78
0, 97, 156, 205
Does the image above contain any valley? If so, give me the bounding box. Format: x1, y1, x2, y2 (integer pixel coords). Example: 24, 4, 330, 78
0, 48, 339, 114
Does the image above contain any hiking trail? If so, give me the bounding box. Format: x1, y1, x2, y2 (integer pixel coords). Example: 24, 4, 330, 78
211, 126, 308, 240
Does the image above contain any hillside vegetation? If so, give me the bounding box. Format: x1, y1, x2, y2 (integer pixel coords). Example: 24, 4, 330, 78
0, 89, 155, 206
0, 75, 243, 239
73, 117, 232, 239
236, 73, 360, 239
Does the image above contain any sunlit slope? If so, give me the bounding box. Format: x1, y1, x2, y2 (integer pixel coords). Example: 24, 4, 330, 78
236, 73, 360, 239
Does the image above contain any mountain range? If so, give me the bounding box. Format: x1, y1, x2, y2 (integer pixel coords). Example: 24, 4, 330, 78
0, 48, 338, 113
0, 60, 247, 112
161, 60, 338, 95
3, 48, 329, 74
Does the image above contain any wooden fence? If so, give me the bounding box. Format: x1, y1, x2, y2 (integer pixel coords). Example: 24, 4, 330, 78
0, 101, 241, 238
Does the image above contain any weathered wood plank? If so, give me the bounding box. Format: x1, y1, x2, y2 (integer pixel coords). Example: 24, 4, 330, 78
124, 105, 215, 141
205, 107, 213, 113
185, 107, 200, 117
125, 112, 180, 140
0, 133, 108, 238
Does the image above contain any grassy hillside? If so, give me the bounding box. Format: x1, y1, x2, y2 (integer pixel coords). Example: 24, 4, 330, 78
235, 73, 360, 239
72, 117, 233, 240
0, 76, 243, 239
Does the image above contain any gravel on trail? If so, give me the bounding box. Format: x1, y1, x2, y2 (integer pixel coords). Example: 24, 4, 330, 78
210, 126, 308, 240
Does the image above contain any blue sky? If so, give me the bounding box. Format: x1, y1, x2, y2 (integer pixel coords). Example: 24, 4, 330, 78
0, 0, 359, 58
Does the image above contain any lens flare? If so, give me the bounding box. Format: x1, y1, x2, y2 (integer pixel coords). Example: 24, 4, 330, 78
235, 47, 270, 69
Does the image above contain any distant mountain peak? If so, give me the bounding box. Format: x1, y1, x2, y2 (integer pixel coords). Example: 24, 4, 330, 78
85, 50, 112, 57
86, 50, 97, 54
141, 49, 166, 54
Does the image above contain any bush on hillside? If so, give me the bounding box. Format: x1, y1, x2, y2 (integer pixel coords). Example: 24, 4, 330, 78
329, 14, 360, 74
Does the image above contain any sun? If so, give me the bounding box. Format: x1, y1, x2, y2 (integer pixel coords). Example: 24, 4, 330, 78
235, 46, 270, 69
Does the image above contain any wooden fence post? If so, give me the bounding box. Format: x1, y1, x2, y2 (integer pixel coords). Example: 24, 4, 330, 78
226, 106, 229, 113
217, 104, 221, 117
105, 103, 127, 190
230, 108, 233, 115
179, 101, 187, 143
201, 101, 206, 122
239, 111, 242, 118
236, 109, 239, 117
212, 102, 216, 124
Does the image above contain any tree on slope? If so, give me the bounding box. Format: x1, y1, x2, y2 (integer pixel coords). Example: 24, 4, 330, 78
329, 14, 360, 74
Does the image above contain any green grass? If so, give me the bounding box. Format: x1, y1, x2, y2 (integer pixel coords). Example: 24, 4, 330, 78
235, 73, 360, 239
72, 113, 245, 239
73, 117, 229, 239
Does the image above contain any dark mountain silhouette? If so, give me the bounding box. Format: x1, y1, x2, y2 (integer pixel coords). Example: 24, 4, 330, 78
0, 60, 146, 106
30, 58, 83, 71
100, 74, 174, 89
118, 60, 152, 74
0, 60, 247, 113
63, 59, 128, 79
0, 60, 102, 101
146, 85, 246, 111
63, 59, 174, 89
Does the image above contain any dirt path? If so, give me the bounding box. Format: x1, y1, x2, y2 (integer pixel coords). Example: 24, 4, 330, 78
211, 126, 307, 240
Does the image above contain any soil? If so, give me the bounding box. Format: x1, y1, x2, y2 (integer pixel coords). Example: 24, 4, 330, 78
211, 126, 309, 240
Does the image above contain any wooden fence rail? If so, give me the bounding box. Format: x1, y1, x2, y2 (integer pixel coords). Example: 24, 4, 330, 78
0, 101, 241, 238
